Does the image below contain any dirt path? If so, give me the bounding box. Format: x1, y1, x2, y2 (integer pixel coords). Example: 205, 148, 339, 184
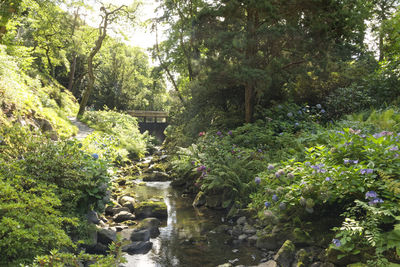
68, 116, 94, 140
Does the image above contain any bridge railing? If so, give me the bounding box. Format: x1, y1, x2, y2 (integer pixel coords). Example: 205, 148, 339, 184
126, 110, 168, 123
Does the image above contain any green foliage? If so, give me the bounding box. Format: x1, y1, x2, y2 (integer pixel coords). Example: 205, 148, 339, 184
0, 44, 78, 137
32, 240, 127, 267
81, 109, 149, 159
91, 40, 170, 111
324, 85, 375, 119
0, 121, 112, 265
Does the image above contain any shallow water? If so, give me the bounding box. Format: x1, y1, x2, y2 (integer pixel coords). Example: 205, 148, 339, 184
124, 181, 262, 267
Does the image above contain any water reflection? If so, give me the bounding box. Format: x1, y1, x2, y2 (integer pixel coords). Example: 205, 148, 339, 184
124, 182, 261, 267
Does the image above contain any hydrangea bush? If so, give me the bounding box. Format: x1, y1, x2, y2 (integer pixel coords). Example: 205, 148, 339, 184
250, 128, 400, 265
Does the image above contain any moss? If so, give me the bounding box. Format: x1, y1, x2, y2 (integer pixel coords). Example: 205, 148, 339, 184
136, 201, 168, 219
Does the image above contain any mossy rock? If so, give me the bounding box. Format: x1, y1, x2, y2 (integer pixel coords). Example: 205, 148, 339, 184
136, 201, 167, 219
141, 171, 170, 182
347, 263, 368, 267
273, 240, 296, 267
193, 191, 206, 207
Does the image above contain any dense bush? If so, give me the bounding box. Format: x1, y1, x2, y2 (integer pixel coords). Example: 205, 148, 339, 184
0, 122, 112, 265
81, 109, 150, 160
324, 85, 375, 119
250, 126, 400, 265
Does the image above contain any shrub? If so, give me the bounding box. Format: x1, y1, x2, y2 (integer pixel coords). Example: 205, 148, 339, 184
81, 109, 149, 159
250, 128, 400, 265
324, 85, 375, 119
0, 122, 112, 265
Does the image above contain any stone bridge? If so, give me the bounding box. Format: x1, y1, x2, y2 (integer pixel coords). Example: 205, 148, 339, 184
127, 110, 168, 142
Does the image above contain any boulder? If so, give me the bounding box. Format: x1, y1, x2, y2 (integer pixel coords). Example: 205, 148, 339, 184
130, 229, 151, 242
236, 216, 247, 225
273, 240, 295, 267
97, 228, 116, 246
142, 171, 170, 182
238, 234, 247, 241
257, 260, 278, 267
122, 241, 153, 254
137, 217, 161, 238
86, 210, 100, 224
232, 225, 243, 237
135, 201, 167, 219
83, 242, 108, 255
242, 223, 257, 235
113, 211, 136, 223
105, 205, 130, 216
120, 229, 134, 241
118, 196, 137, 213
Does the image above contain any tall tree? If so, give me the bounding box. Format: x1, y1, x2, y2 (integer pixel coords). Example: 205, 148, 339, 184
77, 2, 139, 117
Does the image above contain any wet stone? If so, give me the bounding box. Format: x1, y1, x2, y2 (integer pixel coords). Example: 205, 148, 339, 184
105, 205, 130, 216
113, 211, 136, 223
238, 234, 248, 241
122, 241, 153, 254
232, 225, 243, 237
236, 216, 247, 225
131, 229, 150, 242
97, 228, 116, 246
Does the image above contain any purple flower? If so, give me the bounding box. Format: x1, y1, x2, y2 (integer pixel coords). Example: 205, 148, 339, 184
316, 104, 322, 109
360, 169, 374, 174
275, 172, 281, 178
216, 131, 222, 136
255, 177, 261, 185
325, 177, 332, 182
279, 132, 284, 136
272, 194, 279, 202
298, 110, 302, 115
264, 201, 271, 208
268, 164, 274, 170
345, 141, 353, 146
191, 161, 195, 165
343, 159, 350, 164
320, 109, 326, 114
365, 191, 378, 199
332, 239, 341, 247
287, 112, 293, 117
352, 160, 359, 164
197, 165, 206, 172
92, 153, 99, 160
295, 122, 299, 126
369, 198, 384, 205
258, 149, 263, 153
228, 130, 233, 136
389, 146, 399, 151
336, 131, 345, 134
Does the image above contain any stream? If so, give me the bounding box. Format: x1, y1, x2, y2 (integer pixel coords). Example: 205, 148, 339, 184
123, 181, 263, 267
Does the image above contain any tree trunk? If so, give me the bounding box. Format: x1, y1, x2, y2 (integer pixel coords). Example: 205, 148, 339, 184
67, 54, 77, 92
244, 7, 258, 123
245, 84, 255, 123
77, 6, 112, 117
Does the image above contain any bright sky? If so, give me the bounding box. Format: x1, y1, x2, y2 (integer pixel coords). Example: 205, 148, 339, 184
96, 0, 160, 49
